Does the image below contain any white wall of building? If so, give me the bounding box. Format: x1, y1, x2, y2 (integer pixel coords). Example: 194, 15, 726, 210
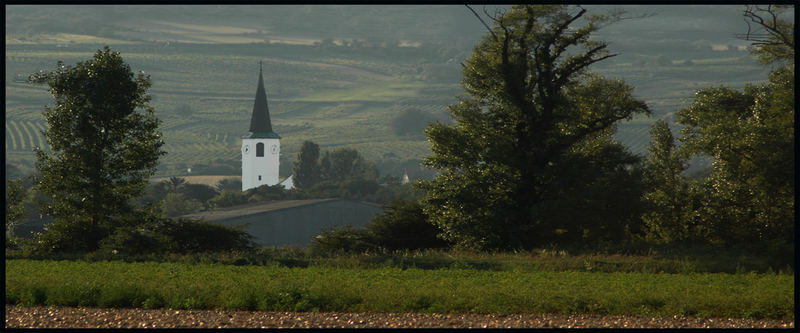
241, 137, 280, 191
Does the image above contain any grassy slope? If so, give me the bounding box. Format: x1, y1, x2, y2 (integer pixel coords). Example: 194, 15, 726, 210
5, 43, 454, 174
5, 259, 794, 319
5, 6, 769, 177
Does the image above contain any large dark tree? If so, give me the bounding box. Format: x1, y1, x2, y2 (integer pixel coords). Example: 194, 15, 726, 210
292, 140, 322, 190
418, 5, 649, 250
30, 46, 165, 252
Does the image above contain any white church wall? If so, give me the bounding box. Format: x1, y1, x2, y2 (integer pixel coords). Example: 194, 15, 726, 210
242, 137, 280, 191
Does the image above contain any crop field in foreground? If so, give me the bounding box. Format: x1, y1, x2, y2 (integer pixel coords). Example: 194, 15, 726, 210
5, 260, 793, 320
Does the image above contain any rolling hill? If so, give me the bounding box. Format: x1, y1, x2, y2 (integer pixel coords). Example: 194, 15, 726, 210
5, 5, 770, 178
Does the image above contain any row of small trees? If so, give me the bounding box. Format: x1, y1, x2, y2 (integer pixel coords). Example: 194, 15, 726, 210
292, 141, 378, 190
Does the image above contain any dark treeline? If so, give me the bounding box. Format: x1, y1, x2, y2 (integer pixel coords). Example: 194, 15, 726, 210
5, 5, 793, 269
310, 5, 794, 264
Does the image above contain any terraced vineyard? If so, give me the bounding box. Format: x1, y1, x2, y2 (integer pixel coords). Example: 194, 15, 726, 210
5, 43, 451, 175
5, 120, 48, 152
5, 6, 770, 178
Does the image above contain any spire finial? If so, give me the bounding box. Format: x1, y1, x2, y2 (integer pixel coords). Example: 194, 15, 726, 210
259, 60, 263, 73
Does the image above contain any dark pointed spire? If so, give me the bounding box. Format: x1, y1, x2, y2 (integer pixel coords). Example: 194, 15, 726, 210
249, 62, 279, 138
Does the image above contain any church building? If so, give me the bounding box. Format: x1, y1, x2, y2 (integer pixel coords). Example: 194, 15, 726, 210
241, 63, 281, 191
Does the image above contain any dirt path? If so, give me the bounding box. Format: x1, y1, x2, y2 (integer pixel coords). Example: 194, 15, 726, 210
5, 306, 794, 329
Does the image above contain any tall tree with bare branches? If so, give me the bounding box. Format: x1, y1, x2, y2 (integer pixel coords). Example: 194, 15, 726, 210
738, 5, 794, 65
418, 5, 649, 250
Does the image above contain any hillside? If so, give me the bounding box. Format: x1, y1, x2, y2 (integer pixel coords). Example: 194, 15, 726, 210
5, 5, 769, 178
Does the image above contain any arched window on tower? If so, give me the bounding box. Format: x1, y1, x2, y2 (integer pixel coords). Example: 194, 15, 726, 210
256, 142, 264, 157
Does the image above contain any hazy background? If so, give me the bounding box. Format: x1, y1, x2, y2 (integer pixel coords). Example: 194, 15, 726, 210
5, 5, 771, 179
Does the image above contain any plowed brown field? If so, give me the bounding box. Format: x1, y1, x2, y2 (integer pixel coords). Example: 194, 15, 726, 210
5, 306, 794, 329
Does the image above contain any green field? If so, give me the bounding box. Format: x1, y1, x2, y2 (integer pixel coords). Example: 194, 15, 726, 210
5, 259, 793, 319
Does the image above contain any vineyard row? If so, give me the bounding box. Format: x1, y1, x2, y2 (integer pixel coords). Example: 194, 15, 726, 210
5, 120, 48, 151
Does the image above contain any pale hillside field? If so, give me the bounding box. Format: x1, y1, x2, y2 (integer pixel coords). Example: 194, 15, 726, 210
150, 175, 241, 187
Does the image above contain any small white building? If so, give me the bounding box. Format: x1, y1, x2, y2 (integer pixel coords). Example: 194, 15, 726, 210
279, 175, 294, 190
242, 64, 281, 191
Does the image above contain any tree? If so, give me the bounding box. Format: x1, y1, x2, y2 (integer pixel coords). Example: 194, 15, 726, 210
320, 147, 378, 182
641, 120, 697, 243
292, 140, 322, 189
535, 133, 645, 248
367, 199, 448, 251
163, 176, 187, 193
296, 146, 381, 201
161, 192, 203, 218
5, 179, 28, 242
676, 83, 793, 246
417, 5, 649, 250
208, 190, 249, 209
310, 225, 376, 256
154, 218, 254, 254
247, 184, 289, 202
132, 181, 170, 208
29, 46, 165, 252
390, 108, 436, 136
179, 183, 219, 208
98, 217, 254, 255
739, 5, 794, 65
216, 178, 242, 192
671, 5, 793, 248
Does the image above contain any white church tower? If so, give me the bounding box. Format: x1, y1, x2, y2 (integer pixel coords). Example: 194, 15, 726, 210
242, 63, 280, 191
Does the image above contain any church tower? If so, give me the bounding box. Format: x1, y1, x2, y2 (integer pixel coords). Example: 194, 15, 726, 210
242, 63, 280, 191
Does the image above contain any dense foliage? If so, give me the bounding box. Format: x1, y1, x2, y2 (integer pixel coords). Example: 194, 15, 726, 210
160, 193, 203, 217
366, 200, 449, 251
292, 141, 322, 190
418, 5, 649, 250
207, 190, 250, 209
288, 142, 414, 203
319, 147, 378, 182
5, 179, 28, 245
29, 47, 165, 253
390, 108, 437, 136
95, 216, 254, 256
310, 199, 448, 255
641, 120, 700, 243
641, 5, 793, 261
310, 225, 376, 256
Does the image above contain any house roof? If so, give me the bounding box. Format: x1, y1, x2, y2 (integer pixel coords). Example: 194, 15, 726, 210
249, 63, 279, 138
180, 198, 379, 222
279, 175, 294, 189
